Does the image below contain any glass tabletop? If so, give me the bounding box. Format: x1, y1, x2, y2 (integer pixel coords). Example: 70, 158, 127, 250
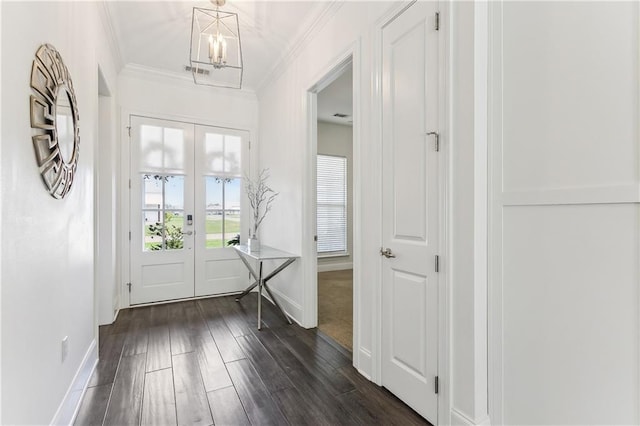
233, 244, 299, 261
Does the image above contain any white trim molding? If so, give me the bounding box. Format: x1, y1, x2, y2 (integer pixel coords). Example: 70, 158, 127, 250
317, 262, 353, 272
301, 42, 360, 336
452, 408, 492, 426
97, 1, 124, 70
256, 1, 344, 93
51, 340, 98, 426
268, 287, 304, 324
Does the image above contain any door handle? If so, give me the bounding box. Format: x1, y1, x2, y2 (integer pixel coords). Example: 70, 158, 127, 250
380, 247, 396, 258
181, 230, 194, 236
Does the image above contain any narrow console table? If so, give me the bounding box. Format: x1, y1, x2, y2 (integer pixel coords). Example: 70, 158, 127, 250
233, 245, 299, 330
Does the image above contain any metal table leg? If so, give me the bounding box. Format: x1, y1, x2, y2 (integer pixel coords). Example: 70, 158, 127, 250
234, 249, 298, 330
263, 282, 293, 324
257, 261, 263, 330
235, 252, 259, 301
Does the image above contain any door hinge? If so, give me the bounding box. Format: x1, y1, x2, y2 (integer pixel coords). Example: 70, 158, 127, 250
435, 255, 440, 272
435, 376, 439, 394
128, 179, 131, 189
426, 131, 440, 152
127, 126, 131, 137
435, 12, 440, 31
127, 282, 132, 293
314, 235, 318, 242
248, 140, 251, 150
129, 231, 131, 241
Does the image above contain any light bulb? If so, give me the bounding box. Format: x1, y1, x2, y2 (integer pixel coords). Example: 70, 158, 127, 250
217, 33, 227, 63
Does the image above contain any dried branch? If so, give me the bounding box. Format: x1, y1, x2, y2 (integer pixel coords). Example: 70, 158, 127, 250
245, 168, 279, 235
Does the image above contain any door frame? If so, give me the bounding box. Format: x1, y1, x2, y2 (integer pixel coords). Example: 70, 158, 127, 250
119, 109, 257, 308
301, 42, 361, 350
371, 1, 451, 424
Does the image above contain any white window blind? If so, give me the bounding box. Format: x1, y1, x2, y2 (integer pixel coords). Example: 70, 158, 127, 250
317, 155, 347, 254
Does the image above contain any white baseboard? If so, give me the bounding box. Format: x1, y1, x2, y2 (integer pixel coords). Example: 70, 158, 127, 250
317, 262, 353, 272
356, 347, 372, 380
266, 287, 303, 324
50, 339, 98, 426
451, 408, 491, 426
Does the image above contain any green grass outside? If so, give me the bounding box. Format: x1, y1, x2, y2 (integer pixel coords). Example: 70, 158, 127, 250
144, 213, 240, 250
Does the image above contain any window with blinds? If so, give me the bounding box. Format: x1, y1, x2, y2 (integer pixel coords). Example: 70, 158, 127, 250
317, 154, 347, 255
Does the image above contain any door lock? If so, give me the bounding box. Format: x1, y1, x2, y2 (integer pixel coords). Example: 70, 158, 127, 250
380, 247, 396, 258
181, 230, 194, 236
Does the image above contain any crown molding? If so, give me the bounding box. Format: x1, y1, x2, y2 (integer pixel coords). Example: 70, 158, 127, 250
256, 0, 344, 94
120, 63, 258, 100
97, 0, 124, 71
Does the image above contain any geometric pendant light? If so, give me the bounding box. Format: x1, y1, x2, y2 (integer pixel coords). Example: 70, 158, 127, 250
190, 0, 243, 89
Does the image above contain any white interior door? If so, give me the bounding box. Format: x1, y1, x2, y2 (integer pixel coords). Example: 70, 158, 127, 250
130, 116, 249, 304
381, 1, 439, 423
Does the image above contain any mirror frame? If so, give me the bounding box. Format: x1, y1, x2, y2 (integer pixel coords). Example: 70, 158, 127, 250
29, 44, 80, 199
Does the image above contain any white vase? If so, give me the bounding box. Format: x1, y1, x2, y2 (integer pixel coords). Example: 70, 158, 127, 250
248, 235, 261, 252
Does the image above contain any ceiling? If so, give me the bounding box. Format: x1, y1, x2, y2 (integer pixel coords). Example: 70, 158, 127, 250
105, 0, 332, 91
317, 63, 353, 126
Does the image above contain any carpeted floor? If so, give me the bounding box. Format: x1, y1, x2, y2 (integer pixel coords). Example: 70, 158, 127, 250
318, 269, 353, 351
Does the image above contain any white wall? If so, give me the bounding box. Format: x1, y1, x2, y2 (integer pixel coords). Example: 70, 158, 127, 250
0, 1, 118, 424
257, 0, 393, 376
117, 66, 259, 307
118, 66, 259, 132
95, 5, 121, 329
449, 2, 490, 425
489, 2, 640, 423
96, 71, 119, 327
317, 121, 353, 272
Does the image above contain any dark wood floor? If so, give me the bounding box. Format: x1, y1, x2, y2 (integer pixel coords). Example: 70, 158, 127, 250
74, 294, 430, 426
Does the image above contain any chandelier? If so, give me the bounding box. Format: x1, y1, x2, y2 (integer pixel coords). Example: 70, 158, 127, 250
190, 0, 243, 89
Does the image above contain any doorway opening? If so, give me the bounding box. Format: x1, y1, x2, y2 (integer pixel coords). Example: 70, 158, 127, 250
314, 62, 354, 352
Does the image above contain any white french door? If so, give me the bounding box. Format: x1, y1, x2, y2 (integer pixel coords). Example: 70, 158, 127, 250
129, 115, 249, 305
381, 1, 439, 423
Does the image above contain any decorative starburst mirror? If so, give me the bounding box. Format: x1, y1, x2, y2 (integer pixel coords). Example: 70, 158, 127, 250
29, 44, 80, 199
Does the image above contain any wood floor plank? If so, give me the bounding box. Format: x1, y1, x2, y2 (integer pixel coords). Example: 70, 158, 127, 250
141, 368, 177, 426
168, 302, 196, 355
226, 359, 288, 426
194, 330, 233, 392
111, 308, 133, 335
103, 353, 146, 426
235, 333, 294, 393
338, 365, 429, 425
271, 386, 335, 426
231, 295, 260, 330
89, 333, 126, 387
98, 324, 115, 353
270, 327, 355, 395
123, 306, 150, 356
333, 389, 383, 425
198, 299, 245, 363
146, 325, 171, 372
212, 296, 252, 337
149, 303, 170, 327
207, 386, 250, 426
73, 384, 111, 426
172, 352, 213, 426
295, 328, 352, 369
251, 328, 358, 425
184, 300, 205, 334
